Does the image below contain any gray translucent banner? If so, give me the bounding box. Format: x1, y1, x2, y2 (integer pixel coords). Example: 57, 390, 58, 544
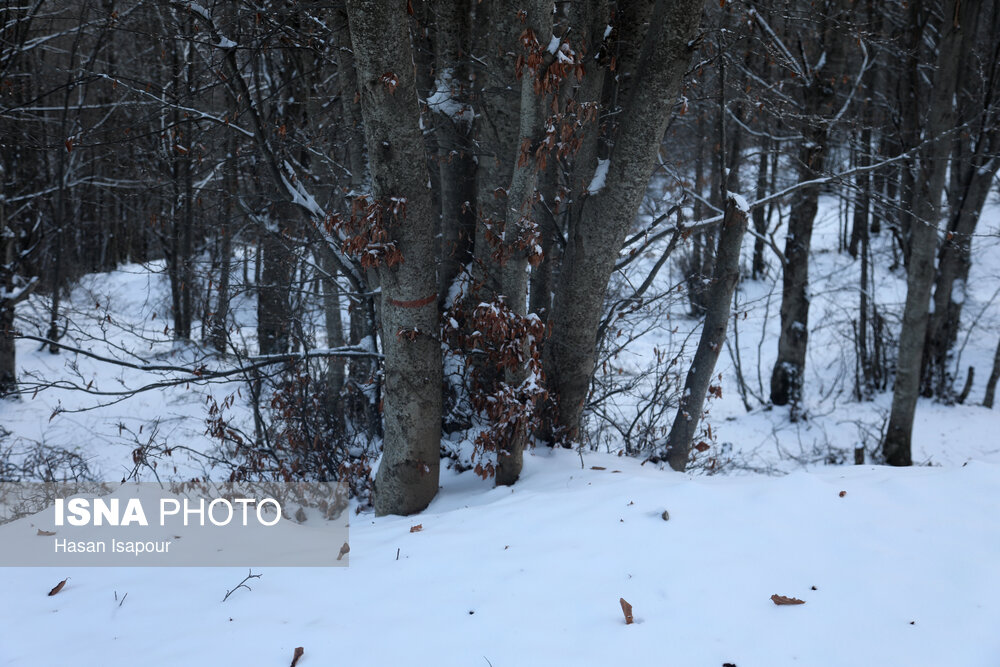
0, 481, 350, 566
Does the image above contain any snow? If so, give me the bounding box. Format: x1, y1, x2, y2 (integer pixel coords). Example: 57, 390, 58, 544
426, 69, 469, 124
2, 451, 1000, 664
588, 158, 610, 194
728, 190, 750, 213
952, 279, 966, 305
184, 2, 210, 21
2, 190, 1000, 665
546, 34, 560, 55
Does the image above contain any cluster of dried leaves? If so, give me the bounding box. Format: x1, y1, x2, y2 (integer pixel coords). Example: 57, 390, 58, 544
443, 297, 551, 480
332, 195, 406, 269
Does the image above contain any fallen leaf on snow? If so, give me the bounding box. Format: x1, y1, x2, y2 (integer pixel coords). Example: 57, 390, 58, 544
48, 579, 68, 596
620, 597, 634, 624
770, 594, 805, 606
37, 529, 56, 536
410, 524, 423, 533
289, 646, 304, 667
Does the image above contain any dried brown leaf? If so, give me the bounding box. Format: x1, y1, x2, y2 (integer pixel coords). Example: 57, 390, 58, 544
409, 524, 423, 533
337, 542, 350, 561
770, 594, 805, 606
48, 578, 68, 596
289, 646, 304, 667
37, 529, 56, 536
619, 597, 634, 624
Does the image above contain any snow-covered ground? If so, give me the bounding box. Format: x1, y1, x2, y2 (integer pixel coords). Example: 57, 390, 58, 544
2, 450, 999, 665
1, 197, 999, 665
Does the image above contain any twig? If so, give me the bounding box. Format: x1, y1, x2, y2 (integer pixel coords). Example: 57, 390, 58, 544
222, 569, 262, 602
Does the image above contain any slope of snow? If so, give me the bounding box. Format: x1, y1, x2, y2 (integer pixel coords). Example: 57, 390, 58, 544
2, 449, 999, 665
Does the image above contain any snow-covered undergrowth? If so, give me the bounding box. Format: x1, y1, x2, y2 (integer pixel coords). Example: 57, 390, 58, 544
1, 198, 999, 665
593, 195, 1000, 471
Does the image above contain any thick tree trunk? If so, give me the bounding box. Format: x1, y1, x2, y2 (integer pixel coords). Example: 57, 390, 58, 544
347, 0, 443, 516
666, 195, 748, 471
884, 0, 974, 466
545, 0, 703, 440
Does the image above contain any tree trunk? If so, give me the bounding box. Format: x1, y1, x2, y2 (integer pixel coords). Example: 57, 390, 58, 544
495, 0, 554, 487
769, 130, 825, 410
751, 140, 769, 279
922, 158, 998, 398
209, 130, 235, 354
257, 205, 294, 355
666, 195, 748, 471
545, 0, 703, 440
347, 0, 443, 516
984, 337, 1000, 409
432, 0, 476, 308
319, 251, 346, 417
768, 0, 851, 410
884, 0, 974, 466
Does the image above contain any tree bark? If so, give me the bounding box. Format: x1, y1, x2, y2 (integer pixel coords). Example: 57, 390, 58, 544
884, 0, 975, 466
751, 139, 769, 279
257, 204, 294, 355
984, 337, 1000, 409
769, 131, 825, 409
666, 195, 748, 471
432, 0, 476, 308
347, 0, 443, 516
545, 0, 703, 440
495, 0, 555, 487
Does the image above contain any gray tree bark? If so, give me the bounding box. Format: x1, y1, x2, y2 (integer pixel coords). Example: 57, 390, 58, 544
495, 0, 554, 487
769, 129, 825, 409
545, 0, 704, 440
472, 0, 523, 299
884, 0, 976, 466
346, 0, 443, 515
666, 195, 748, 471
